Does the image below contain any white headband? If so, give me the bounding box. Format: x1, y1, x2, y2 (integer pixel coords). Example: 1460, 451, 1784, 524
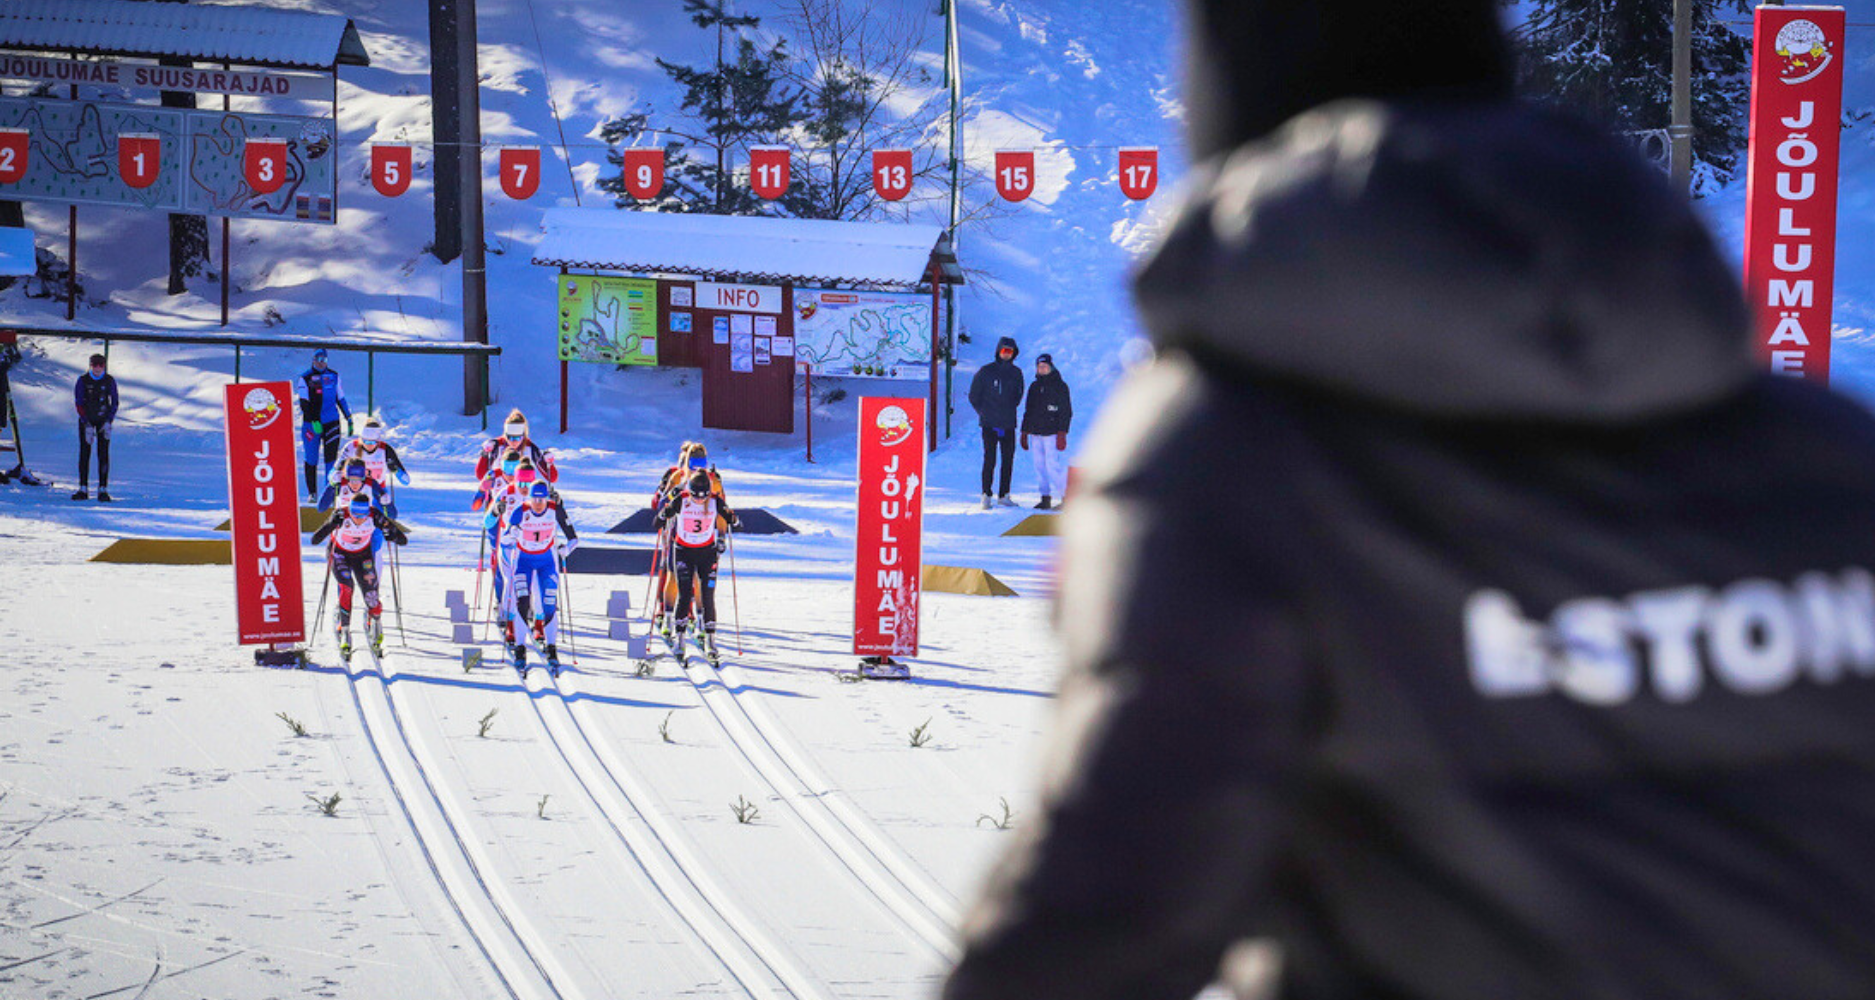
504, 421, 527, 438
360, 424, 383, 442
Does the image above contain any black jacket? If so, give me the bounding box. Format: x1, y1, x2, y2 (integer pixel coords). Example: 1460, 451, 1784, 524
945, 99, 1875, 1000
1020, 369, 1072, 436
969, 337, 1025, 430
74, 372, 118, 425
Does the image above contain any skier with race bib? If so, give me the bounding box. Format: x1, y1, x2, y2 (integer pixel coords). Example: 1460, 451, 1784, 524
309, 493, 408, 663
652, 471, 739, 665
330, 416, 410, 515
318, 458, 391, 517
474, 408, 557, 483
504, 480, 578, 677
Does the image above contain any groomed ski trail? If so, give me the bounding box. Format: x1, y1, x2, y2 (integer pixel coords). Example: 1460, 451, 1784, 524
520, 665, 834, 1000
678, 655, 962, 960
344, 650, 578, 1000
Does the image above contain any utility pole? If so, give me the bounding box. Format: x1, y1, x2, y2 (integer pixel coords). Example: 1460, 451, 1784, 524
716, 2, 728, 211
434, 0, 489, 415
1669, 0, 1693, 193
941, 0, 962, 440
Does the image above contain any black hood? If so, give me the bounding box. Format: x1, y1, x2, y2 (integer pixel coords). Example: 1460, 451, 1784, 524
1134, 99, 1753, 423
995, 336, 1020, 363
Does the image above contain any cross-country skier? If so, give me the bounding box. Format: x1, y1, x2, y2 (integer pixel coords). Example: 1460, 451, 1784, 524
504, 479, 578, 676
473, 408, 557, 483
330, 416, 410, 511
297, 349, 353, 501
318, 459, 390, 517
652, 471, 738, 664
482, 454, 554, 660
650, 442, 730, 640
309, 493, 408, 662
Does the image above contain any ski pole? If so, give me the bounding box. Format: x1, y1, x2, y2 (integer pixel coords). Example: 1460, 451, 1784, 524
311, 546, 333, 643
471, 529, 486, 623
556, 548, 579, 667
643, 522, 663, 621
727, 530, 742, 656
389, 539, 407, 646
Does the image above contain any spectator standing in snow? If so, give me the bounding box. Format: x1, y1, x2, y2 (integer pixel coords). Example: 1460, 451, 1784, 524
71, 353, 117, 502
0, 334, 19, 483
296, 348, 353, 501
968, 336, 1025, 509
1019, 353, 1072, 510
943, 1, 1875, 999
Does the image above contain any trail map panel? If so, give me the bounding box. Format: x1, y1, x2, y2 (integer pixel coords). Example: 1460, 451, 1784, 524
0, 97, 337, 224
558, 274, 660, 365
793, 289, 931, 381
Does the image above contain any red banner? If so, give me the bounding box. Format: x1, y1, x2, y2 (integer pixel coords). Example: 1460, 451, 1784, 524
622, 147, 664, 200
750, 145, 790, 200
995, 149, 1033, 202
500, 146, 541, 199
854, 397, 926, 657
224, 381, 305, 645
1743, 7, 1844, 382
244, 137, 288, 195
372, 144, 412, 197
0, 128, 26, 184
118, 133, 160, 189
1118, 146, 1158, 200
872, 149, 913, 201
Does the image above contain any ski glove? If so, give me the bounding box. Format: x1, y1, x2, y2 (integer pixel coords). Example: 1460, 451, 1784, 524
1021, 433, 1030, 450
715, 537, 728, 554
395, 468, 410, 486
345, 417, 354, 436
1055, 432, 1066, 450
561, 537, 580, 556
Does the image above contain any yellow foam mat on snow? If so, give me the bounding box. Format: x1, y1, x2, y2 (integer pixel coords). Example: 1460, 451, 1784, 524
214, 507, 326, 532
1000, 514, 1059, 537
922, 564, 1019, 597
91, 538, 233, 564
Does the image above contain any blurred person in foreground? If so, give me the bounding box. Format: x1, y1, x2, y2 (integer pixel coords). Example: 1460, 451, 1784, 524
940, 2, 1875, 999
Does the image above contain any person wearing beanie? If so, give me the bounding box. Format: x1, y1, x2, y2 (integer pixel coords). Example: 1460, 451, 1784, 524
296, 347, 353, 502
71, 352, 118, 502
943, 1, 1875, 999
474, 407, 557, 484
968, 336, 1025, 508
1019, 353, 1072, 510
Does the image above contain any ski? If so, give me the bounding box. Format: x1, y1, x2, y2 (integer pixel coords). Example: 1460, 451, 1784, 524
836, 658, 912, 682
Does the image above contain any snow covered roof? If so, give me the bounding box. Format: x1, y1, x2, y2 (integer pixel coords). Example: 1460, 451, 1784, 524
0, 0, 369, 70
533, 208, 947, 290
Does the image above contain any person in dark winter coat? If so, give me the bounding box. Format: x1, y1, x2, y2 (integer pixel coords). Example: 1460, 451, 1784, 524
1019, 353, 1072, 510
297, 348, 353, 501
942, 2, 1875, 1000
0, 336, 18, 483
71, 353, 118, 502
968, 336, 1025, 508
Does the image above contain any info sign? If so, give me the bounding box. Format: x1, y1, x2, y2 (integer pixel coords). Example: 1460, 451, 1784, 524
224, 382, 306, 645
557, 274, 660, 365
0, 97, 338, 224
1742, 5, 1845, 381
853, 397, 926, 657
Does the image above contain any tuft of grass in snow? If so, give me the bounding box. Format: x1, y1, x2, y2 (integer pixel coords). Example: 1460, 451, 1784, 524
477, 708, 498, 738
732, 795, 761, 825
276, 711, 309, 738
659, 710, 676, 744
909, 718, 934, 748
977, 797, 1015, 831
307, 791, 342, 817
537, 794, 550, 820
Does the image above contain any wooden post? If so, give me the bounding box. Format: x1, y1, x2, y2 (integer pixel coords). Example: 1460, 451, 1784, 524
804, 363, 814, 463
65, 206, 75, 322
559, 358, 568, 434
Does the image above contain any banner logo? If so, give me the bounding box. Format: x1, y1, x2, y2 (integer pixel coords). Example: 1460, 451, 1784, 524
1776, 19, 1833, 84
242, 385, 284, 431
875, 404, 913, 447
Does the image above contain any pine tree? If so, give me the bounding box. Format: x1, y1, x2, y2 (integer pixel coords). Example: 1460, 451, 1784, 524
1513, 0, 1751, 192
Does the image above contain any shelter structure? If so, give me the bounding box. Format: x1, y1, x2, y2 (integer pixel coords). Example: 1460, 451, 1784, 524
534, 208, 963, 440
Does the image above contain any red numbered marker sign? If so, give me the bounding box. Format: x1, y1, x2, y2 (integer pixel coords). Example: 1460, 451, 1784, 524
750, 145, 790, 200
872, 149, 913, 201
0, 129, 27, 184
1118, 146, 1158, 200
372, 144, 412, 197
500, 146, 541, 200
994, 149, 1034, 202
622, 147, 664, 200
244, 137, 288, 195
118, 133, 161, 190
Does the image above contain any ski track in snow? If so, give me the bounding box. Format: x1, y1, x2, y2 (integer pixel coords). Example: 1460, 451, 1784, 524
678, 656, 962, 957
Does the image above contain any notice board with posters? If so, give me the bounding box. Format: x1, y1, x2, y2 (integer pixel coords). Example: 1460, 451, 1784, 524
682, 280, 796, 433
557, 274, 659, 365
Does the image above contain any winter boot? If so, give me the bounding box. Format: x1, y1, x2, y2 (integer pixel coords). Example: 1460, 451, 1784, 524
367, 615, 384, 657
996, 494, 1016, 507
658, 614, 674, 642
337, 628, 353, 663
97, 490, 112, 503
71, 489, 88, 501
979, 493, 992, 511
701, 629, 720, 666
672, 620, 688, 658
1034, 496, 1052, 510
512, 642, 528, 676
545, 644, 561, 677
